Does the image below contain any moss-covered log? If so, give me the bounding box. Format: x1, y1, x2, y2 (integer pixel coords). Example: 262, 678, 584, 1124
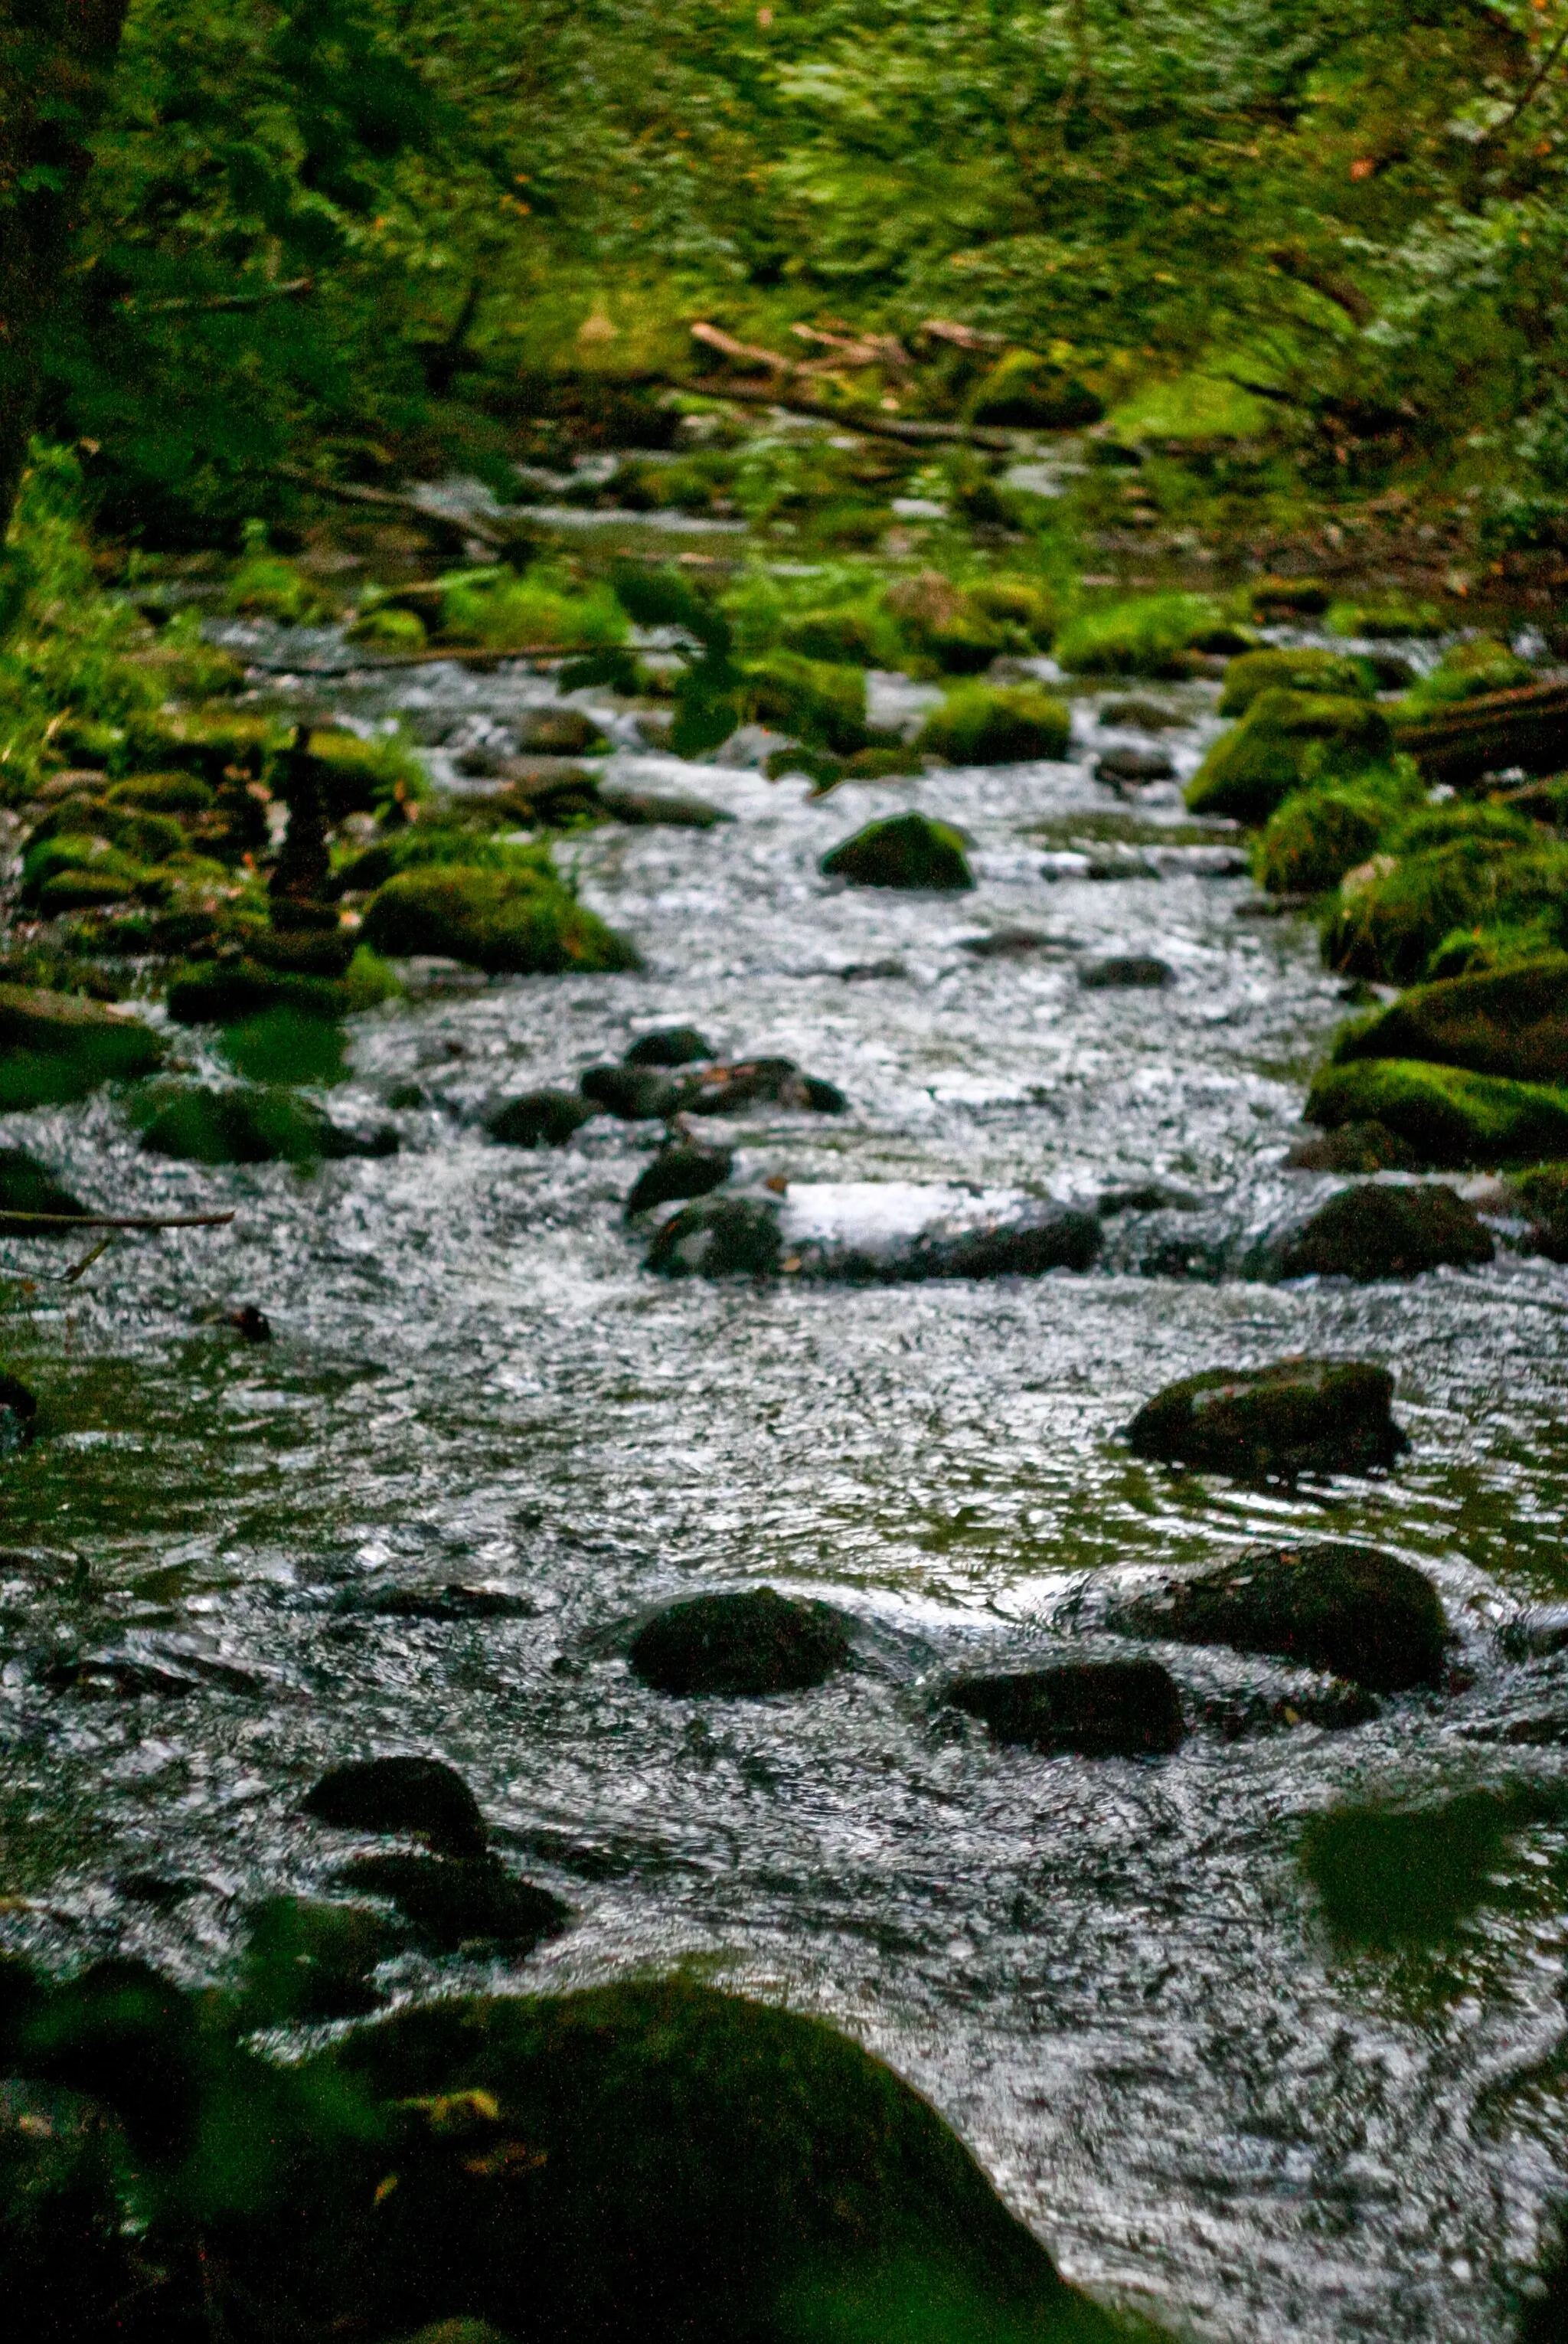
1394, 679, 1568, 787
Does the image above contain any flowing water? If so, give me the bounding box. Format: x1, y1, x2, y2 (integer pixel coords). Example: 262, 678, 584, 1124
6, 587, 1568, 2343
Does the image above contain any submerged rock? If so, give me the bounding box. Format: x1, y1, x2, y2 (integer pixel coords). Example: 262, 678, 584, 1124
0, 983, 165, 1113
579, 1064, 679, 1120
487, 1089, 594, 1147
1125, 1359, 1406, 1481
821, 812, 975, 891
348, 1584, 537, 1622
622, 1026, 714, 1068
599, 783, 732, 829
514, 706, 607, 757
1305, 1056, 1568, 1168
672, 1058, 847, 1116
0, 1146, 87, 1237
960, 927, 1070, 959
1078, 955, 1174, 990
948, 1659, 1185, 1757
1334, 953, 1568, 1086
625, 1141, 734, 1215
629, 1587, 852, 1695
1112, 1541, 1446, 1692
338, 1852, 570, 1953
647, 1182, 1102, 1282
136, 1084, 398, 1165
302, 1756, 488, 1856
1264, 1181, 1494, 1281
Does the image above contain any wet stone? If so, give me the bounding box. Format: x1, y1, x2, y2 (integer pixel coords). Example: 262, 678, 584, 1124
347, 1585, 537, 1622
622, 1026, 714, 1067
625, 1142, 733, 1216
1098, 1181, 1203, 1216
820, 812, 974, 891
514, 707, 606, 756
629, 1587, 853, 1697
1079, 956, 1174, 990
579, 1064, 679, 1120
1125, 1358, 1406, 1482
961, 927, 1073, 959
947, 1659, 1185, 1757
487, 1089, 595, 1146
1265, 1181, 1494, 1282
645, 1195, 781, 1277
1284, 1120, 1421, 1174
302, 1756, 488, 1856
337, 1852, 570, 1953
241, 1894, 408, 2025
671, 1058, 847, 1117
1111, 1540, 1447, 1692
1099, 696, 1184, 729
1094, 747, 1176, 785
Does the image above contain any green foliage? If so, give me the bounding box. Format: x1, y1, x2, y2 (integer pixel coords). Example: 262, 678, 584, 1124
1400, 638, 1534, 713
1322, 834, 1568, 983
226, 521, 335, 624
743, 652, 870, 754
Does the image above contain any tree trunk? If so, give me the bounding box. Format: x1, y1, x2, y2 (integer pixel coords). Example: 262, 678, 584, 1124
0, 0, 130, 542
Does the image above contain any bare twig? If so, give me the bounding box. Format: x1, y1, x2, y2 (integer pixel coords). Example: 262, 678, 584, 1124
61, 1235, 114, 1284
1489, 18, 1568, 141
0, 1210, 237, 1230
128, 277, 315, 317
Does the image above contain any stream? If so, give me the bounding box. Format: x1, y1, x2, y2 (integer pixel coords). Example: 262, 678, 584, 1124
5, 545, 1568, 2343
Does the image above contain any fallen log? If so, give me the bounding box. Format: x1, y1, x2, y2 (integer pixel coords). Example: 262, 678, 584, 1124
667, 377, 1017, 450
1395, 678, 1568, 786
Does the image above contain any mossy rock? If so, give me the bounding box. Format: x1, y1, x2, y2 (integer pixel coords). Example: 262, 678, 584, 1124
624, 1026, 714, 1067
122, 710, 276, 785
361, 867, 640, 976
629, 1587, 852, 1696
227, 552, 335, 626
487, 1090, 595, 1147
134, 1083, 397, 1166
646, 1195, 783, 1278
967, 576, 1056, 644
0, 1146, 87, 1238
1400, 637, 1533, 711
1185, 690, 1394, 824
1301, 1786, 1545, 1949
916, 684, 1071, 766
21, 835, 154, 913
241, 1895, 407, 2025
1054, 593, 1224, 680
348, 605, 427, 649
969, 348, 1106, 428
1305, 1056, 1568, 1167
166, 959, 350, 1027
1111, 1540, 1445, 1692
1265, 1182, 1493, 1281
1217, 649, 1373, 718
1332, 953, 1568, 1085
626, 1142, 734, 1215
1327, 598, 1444, 639
0, 984, 165, 1111
822, 812, 975, 890
1254, 786, 1400, 897
580, 1064, 680, 1120
1514, 1162, 1568, 1260
1321, 836, 1568, 985
777, 606, 891, 667
1283, 1120, 1423, 1174
335, 1853, 570, 1955
1248, 577, 1331, 618
303, 1756, 488, 1855
742, 653, 871, 754
947, 1660, 1184, 1757
104, 771, 216, 815
1125, 1359, 1406, 1481
884, 572, 1011, 674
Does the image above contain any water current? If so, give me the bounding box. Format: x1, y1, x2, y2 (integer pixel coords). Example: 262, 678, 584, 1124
5, 557, 1568, 2344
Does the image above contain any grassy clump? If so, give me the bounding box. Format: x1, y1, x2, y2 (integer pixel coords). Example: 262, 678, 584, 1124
1322, 833, 1568, 982
438, 565, 628, 650
1327, 597, 1446, 639
1305, 1055, 1568, 1165
1055, 593, 1233, 678
968, 348, 1105, 427
361, 861, 640, 973
1186, 689, 1394, 823
1218, 648, 1374, 718
917, 682, 1071, 764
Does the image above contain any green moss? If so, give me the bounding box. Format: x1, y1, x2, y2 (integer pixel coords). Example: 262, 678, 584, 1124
132, 1082, 387, 1165
1321, 836, 1568, 983
221, 1009, 349, 1087
821, 812, 974, 890
1055, 593, 1226, 678
1332, 953, 1568, 1085
439, 570, 627, 651
0, 983, 165, 1110
347, 604, 427, 649
916, 683, 1071, 765
226, 541, 336, 626
305, 727, 430, 820
1327, 598, 1446, 639
1186, 690, 1396, 823
967, 576, 1056, 643
883, 573, 1012, 674
1254, 778, 1411, 897
778, 606, 897, 667
361, 864, 640, 974
1305, 1056, 1568, 1166
103, 771, 216, 815
969, 348, 1106, 428
1400, 636, 1533, 711
742, 652, 871, 753
1218, 648, 1373, 718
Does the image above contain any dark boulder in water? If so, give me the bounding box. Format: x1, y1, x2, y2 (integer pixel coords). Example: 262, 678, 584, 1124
1094, 746, 1175, 785
1111, 1540, 1446, 1692
0, 1146, 87, 1237
648, 1183, 1101, 1282
948, 1658, 1185, 1757
302, 1756, 488, 1855
514, 706, 608, 756
579, 1064, 680, 1120
625, 1141, 734, 1215
1265, 1181, 1493, 1281
1125, 1359, 1406, 1481
487, 1089, 595, 1146
629, 1587, 852, 1696
623, 1026, 714, 1068
348, 1584, 536, 1622
337, 1852, 570, 1953
1284, 1120, 1421, 1174
821, 812, 975, 891
1078, 955, 1174, 990
136, 1084, 398, 1165
645, 1195, 782, 1276
671, 1058, 848, 1116
242, 1894, 407, 2024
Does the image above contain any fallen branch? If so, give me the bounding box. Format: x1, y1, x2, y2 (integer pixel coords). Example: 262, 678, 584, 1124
0, 1209, 237, 1230
668, 376, 1017, 449
237, 643, 570, 675
270, 463, 513, 552
1396, 678, 1568, 784
916, 319, 1008, 352
129, 277, 315, 316
790, 323, 912, 371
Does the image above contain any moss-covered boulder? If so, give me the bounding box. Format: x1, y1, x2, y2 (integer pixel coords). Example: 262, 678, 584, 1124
302, 1756, 489, 1855
1254, 784, 1402, 897
629, 1587, 852, 1696
1186, 691, 1393, 824
1305, 1057, 1568, 1168
948, 1659, 1184, 1757
742, 652, 871, 754
1055, 593, 1231, 679
1078, 956, 1173, 990
1217, 649, 1373, 718
241, 1895, 408, 2025
916, 683, 1071, 765
1265, 1181, 1493, 1280
1301, 1786, 1544, 1949
1514, 1162, 1568, 1260
165, 960, 350, 1027
1125, 1360, 1406, 1481
1111, 1541, 1445, 1692
134, 1084, 398, 1166
487, 1090, 595, 1147
1321, 835, 1568, 984
1400, 637, 1533, 713
626, 1141, 734, 1215
0, 984, 165, 1111
821, 812, 975, 890
580, 1064, 680, 1120
883, 573, 1010, 674
777, 605, 893, 668
623, 1026, 714, 1068
0, 1146, 87, 1237
1333, 953, 1568, 1085
361, 866, 640, 975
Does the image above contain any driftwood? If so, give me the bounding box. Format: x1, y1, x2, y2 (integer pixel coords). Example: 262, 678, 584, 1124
1394, 678, 1568, 785
790, 323, 913, 372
